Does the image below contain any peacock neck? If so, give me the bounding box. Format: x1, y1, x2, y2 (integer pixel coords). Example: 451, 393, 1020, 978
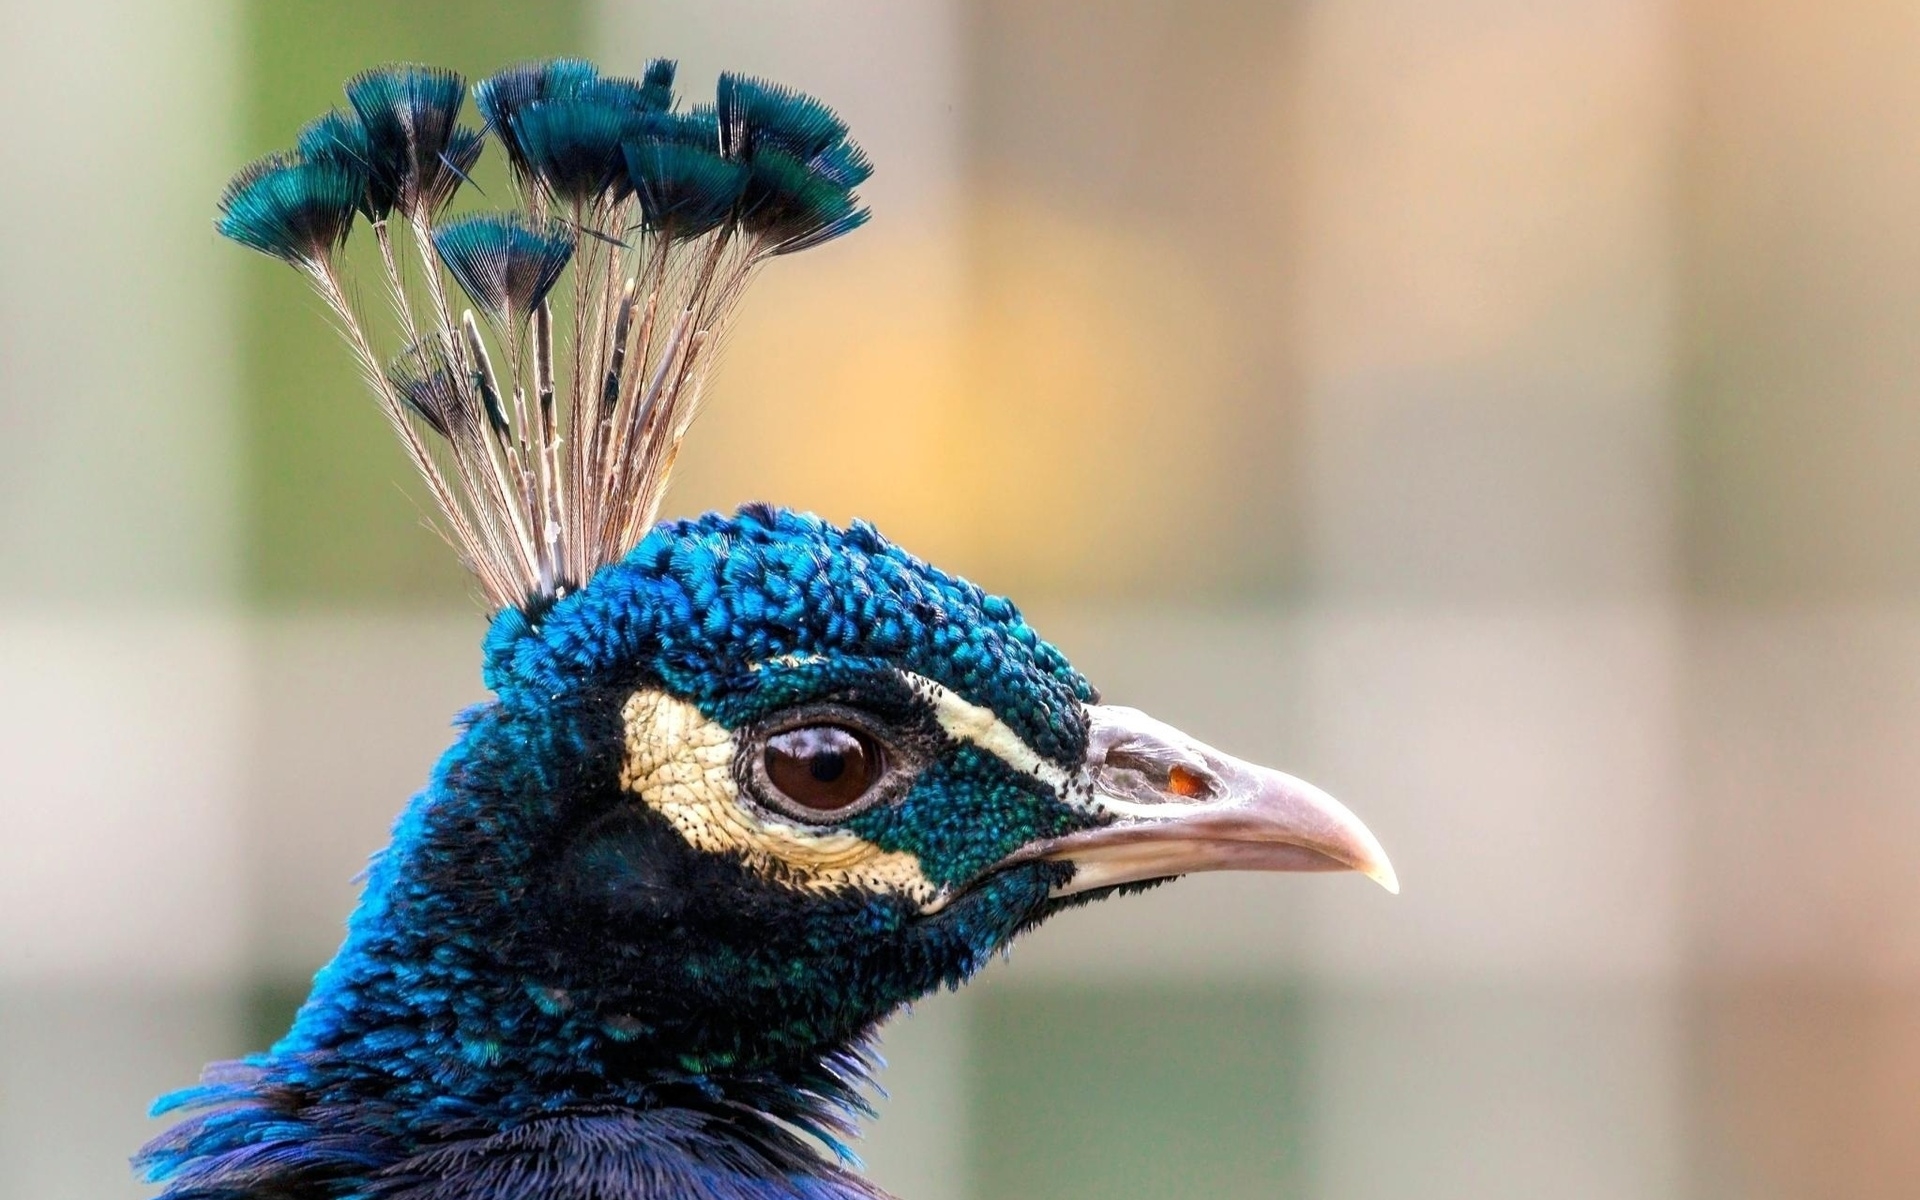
267, 816, 885, 1149
139, 887, 893, 1199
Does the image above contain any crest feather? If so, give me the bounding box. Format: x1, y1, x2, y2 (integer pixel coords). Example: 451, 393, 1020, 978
214, 57, 872, 608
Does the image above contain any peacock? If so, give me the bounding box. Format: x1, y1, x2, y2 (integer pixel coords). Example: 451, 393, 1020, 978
137, 56, 1397, 1200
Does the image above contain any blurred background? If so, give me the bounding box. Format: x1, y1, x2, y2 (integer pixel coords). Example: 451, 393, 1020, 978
3, 0, 1918, 1196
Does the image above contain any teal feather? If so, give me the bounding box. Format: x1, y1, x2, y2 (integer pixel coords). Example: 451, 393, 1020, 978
716, 73, 871, 252
624, 122, 747, 237
345, 63, 482, 219
215, 153, 361, 266
431, 212, 575, 328
474, 58, 602, 182
513, 95, 643, 206
738, 148, 870, 254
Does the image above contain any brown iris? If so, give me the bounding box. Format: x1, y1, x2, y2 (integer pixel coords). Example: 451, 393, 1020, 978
764, 725, 880, 813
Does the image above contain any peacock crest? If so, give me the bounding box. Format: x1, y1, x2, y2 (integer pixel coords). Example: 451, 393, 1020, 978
217, 58, 870, 608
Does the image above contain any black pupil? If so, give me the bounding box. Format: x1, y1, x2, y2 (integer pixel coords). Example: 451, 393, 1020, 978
765, 725, 875, 812
810, 753, 845, 783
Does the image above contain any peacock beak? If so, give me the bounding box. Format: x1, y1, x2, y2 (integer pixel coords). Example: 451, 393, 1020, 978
1005, 704, 1398, 898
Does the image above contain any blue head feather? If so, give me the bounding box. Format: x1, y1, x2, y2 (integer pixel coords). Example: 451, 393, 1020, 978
508, 69, 689, 209
736, 151, 871, 254
581, 66, 678, 118
487, 506, 1091, 758
716, 76, 850, 163
637, 59, 679, 111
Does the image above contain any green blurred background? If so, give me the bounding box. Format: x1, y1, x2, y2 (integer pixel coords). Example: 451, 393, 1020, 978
5, 1, 1920, 1197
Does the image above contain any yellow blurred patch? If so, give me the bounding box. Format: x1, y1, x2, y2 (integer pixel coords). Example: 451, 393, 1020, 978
662, 196, 1236, 598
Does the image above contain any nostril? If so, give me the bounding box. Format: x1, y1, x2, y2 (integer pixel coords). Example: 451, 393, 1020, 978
1103, 745, 1216, 801
1167, 763, 1210, 799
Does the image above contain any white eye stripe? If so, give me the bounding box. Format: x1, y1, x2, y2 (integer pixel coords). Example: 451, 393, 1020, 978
895, 672, 1096, 808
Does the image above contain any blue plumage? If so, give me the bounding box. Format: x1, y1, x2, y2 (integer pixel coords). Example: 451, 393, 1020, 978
492, 509, 1091, 756
167, 53, 1396, 1200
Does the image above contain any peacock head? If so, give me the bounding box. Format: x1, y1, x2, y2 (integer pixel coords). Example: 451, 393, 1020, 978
208, 55, 1393, 1101
393, 502, 1392, 1080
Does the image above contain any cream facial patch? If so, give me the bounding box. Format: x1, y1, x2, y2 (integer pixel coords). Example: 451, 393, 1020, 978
618, 689, 938, 905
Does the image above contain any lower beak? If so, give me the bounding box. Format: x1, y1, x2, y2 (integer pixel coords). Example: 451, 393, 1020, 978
1006, 705, 1398, 899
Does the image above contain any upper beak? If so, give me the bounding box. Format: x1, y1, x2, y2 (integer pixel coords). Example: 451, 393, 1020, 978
1006, 704, 1398, 899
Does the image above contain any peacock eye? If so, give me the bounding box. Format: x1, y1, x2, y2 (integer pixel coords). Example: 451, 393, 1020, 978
763, 725, 882, 815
